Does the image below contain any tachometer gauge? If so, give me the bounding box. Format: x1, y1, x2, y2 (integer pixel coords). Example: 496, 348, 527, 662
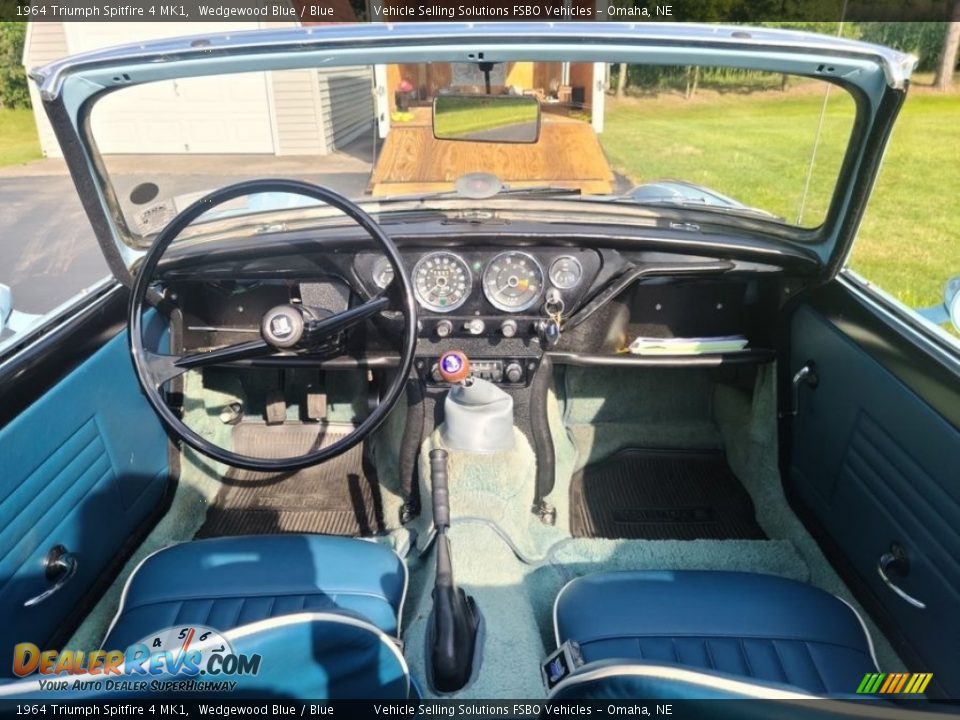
548, 255, 583, 290
482, 251, 544, 312
371, 256, 395, 290
413, 252, 472, 312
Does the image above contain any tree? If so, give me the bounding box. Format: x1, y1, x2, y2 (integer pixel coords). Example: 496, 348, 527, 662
615, 63, 628, 98
0, 22, 30, 109
934, 3, 960, 91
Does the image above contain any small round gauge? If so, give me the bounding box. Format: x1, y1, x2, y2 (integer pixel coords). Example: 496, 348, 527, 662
549, 255, 584, 290
412, 252, 472, 312
371, 255, 395, 290
482, 251, 544, 312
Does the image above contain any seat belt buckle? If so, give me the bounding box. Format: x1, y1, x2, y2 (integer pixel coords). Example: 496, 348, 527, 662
541, 640, 584, 690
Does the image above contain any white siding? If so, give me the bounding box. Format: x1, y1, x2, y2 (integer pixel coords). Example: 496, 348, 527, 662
317, 66, 374, 152
271, 69, 326, 156
24, 22, 373, 158
23, 22, 69, 158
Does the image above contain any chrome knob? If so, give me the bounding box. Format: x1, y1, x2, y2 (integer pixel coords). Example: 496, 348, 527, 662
436, 319, 454, 338
464, 318, 486, 335
504, 362, 523, 384
500, 319, 518, 338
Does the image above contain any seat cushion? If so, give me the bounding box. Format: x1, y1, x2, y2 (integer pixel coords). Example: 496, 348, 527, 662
103, 534, 407, 650
554, 570, 877, 696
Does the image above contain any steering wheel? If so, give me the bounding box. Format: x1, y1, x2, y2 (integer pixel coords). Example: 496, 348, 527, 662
128, 179, 417, 472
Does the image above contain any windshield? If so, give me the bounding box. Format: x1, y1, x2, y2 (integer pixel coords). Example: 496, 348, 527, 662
89, 60, 857, 243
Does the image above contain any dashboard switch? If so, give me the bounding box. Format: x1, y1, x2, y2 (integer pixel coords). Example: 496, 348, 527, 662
464, 318, 486, 336
500, 319, 518, 338
436, 319, 454, 338
504, 362, 523, 384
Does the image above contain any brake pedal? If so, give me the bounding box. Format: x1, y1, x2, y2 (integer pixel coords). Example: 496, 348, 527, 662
265, 390, 286, 425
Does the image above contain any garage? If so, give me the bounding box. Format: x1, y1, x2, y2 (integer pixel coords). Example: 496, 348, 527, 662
89, 71, 276, 155
23, 21, 375, 159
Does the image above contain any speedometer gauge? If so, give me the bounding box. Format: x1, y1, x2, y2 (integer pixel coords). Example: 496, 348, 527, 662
413, 252, 472, 312
482, 251, 544, 312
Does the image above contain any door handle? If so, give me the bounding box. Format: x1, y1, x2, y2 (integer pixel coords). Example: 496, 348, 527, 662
23, 546, 78, 608
878, 549, 926, 610
788, 362, 818, 416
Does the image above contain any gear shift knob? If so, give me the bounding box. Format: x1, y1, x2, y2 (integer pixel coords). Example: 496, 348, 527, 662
438, 350, 471, 384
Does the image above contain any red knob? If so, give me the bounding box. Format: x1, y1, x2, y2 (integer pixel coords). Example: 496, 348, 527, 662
438, 351, 470, 383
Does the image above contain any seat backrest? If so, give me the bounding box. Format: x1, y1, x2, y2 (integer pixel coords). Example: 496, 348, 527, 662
0, 612, 416, 700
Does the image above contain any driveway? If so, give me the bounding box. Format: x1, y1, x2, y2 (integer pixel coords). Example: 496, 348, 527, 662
0, 146, 375, 315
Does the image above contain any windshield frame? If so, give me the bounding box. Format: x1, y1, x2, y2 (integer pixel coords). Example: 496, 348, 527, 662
34, 22, 915, 286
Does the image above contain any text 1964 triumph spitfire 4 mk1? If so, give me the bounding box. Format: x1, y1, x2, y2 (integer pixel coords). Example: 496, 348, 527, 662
0, 21, 958, 711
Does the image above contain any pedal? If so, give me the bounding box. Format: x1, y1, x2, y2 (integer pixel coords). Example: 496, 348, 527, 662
265, 390, 286, 425
306, 390, 327, 421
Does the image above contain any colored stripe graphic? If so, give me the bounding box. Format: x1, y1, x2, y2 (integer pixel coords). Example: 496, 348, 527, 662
879, 674, 897, 693
858, 672, 933, 694
893, 674, 909, 693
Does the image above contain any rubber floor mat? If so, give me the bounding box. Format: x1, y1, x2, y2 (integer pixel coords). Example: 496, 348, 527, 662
197, 424, 384, 538
570, 449, 765, 540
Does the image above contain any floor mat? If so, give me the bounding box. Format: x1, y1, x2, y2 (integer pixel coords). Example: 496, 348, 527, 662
570, 449, 765, 540
197, 424, 384, 538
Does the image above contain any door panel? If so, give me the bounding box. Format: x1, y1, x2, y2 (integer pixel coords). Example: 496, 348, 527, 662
0, 327, 170, 669
788, 286, 960, 696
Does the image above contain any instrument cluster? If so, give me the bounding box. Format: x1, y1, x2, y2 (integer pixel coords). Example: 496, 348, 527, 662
355, 247, 600, 340
363, 249, 590, 312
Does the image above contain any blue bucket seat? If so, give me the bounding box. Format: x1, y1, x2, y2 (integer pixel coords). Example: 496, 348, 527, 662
551, 570, 879, 699
1, 534, 414, 700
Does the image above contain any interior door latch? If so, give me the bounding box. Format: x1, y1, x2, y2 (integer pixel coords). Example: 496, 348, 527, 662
23, 545, 78, 607
788, 361, 818, 416
878, 543, 926, 610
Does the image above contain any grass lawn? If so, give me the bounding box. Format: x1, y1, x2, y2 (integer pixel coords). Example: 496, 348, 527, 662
434, 96, 539, 138
600, 85, 960, 314
0, 108, 42, 167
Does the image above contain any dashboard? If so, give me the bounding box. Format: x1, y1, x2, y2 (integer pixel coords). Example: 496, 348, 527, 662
163, 227, 794, 388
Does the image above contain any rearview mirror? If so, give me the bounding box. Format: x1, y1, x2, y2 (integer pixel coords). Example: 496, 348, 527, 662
433, 94, 541, 143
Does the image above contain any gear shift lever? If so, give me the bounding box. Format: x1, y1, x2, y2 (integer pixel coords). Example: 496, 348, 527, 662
437, 350, 514, 452
438, 350, 471, 384
428, 448, 480, 692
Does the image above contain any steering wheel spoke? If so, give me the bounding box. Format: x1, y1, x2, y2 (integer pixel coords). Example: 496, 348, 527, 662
309, 296, 391, 340
141, 339, 274, 388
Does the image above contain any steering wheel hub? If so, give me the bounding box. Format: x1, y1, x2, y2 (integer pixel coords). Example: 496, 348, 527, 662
261, 304, 305, 349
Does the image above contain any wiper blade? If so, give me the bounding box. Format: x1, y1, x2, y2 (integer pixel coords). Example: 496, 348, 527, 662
496, 185, 581, 197
377, 184, 581, 202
